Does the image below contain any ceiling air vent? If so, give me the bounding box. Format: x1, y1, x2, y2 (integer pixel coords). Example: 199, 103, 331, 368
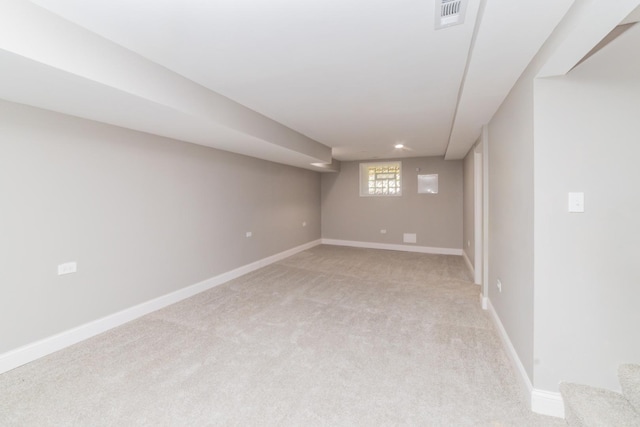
435, 0, 468, 30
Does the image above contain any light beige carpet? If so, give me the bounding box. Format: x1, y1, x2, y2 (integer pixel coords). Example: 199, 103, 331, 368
0, 245, 564, 426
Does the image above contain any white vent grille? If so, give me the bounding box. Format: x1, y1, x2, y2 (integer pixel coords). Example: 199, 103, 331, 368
435, 0, 468, 29
442, 0, 461, 17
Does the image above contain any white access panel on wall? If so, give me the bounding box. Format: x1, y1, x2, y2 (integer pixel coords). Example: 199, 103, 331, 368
418, 174, 438, 194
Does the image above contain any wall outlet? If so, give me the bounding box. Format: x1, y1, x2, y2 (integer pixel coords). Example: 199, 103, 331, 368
245, 231, 252, 238
467, 240, 471, 247
496, 279, 502, 293
302, 221, 307, 227
380, 229, 387, 234
58, 262, 77, 276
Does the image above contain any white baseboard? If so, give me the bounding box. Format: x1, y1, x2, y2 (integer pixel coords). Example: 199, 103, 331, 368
486, 298, 534, 404
532, 389, 565, 418
486, 299, 565, 419
462, 251, 475, 278
321, 238, 463, 256
480, 294, 488, 310
0, 239, 321, 375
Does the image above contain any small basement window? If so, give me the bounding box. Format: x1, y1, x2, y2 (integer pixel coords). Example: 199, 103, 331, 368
359, 161, 402, 197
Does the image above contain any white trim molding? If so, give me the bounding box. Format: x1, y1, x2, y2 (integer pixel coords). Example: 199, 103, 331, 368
487, 299, 565, 419
479, 294, 488, 310
321, 239, 463, 256
462, 250, 475, 279
0, 239, 322, 375
532, 389, 565, 417
486, 299, 533, 405
473, 148, 483, 285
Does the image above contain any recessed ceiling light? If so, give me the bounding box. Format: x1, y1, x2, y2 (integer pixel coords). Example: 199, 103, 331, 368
394, 143, 404, 149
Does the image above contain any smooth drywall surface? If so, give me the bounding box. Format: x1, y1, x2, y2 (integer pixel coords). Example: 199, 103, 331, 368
321, 157, 462, 249
463, 148, 475, 265
533, 26, 640, 391
478, 0, 640, 396
487, 69, 535, 382
0, 1, 332, 168
0, 100, 321, 354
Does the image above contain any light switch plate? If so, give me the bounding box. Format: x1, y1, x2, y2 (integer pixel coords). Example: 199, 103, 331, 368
568, 192, 584, 213
58, 262, 77, 275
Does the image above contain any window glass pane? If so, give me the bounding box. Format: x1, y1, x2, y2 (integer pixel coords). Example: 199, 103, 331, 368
360, 161, 401, 197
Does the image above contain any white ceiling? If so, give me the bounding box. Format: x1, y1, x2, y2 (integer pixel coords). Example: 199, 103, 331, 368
0, 0, 613, 169
571, 22, 640, 82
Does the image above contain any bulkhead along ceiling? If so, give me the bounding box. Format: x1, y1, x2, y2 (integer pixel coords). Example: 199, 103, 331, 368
0, 0, 611, 170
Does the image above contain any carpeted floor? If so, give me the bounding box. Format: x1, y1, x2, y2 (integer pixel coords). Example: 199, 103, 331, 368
0, 245, 564, 426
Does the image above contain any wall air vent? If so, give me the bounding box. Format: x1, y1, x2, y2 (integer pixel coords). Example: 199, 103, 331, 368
435, 0, 468, 30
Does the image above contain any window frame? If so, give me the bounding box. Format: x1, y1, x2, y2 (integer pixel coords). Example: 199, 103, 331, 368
359, 161, 402, 197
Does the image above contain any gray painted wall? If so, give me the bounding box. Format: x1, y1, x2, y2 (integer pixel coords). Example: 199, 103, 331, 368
482, 2, 586, 388
486, 15, 640, 393
462, 148, 475, 265
533, 34, 640, 391
0, 100, 321, 354
321, 157, 463, 249
487, 70, 536, 382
